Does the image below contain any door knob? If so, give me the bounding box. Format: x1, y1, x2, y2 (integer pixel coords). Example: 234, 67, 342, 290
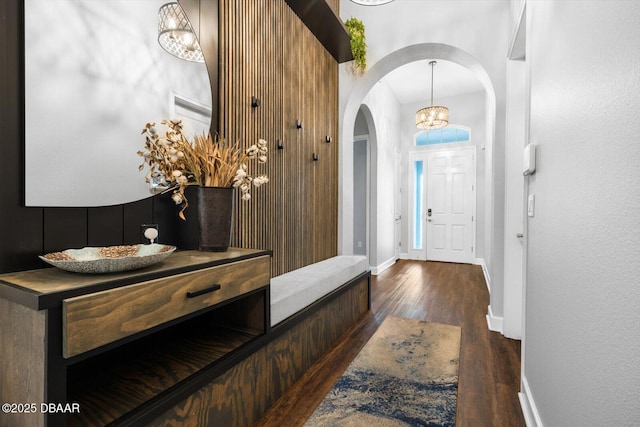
516, 233, 524, 238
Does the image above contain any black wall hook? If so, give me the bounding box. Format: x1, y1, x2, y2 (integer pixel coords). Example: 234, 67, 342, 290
296, 120, 303, 129
277, 139, 285, 149
313, 153, 319, 161
251, 96, 261, 108
325, 135, 332, 143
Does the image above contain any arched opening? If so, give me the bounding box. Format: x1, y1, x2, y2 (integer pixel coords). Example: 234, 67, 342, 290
339, 43, 497, 276
352, 104, 378, 266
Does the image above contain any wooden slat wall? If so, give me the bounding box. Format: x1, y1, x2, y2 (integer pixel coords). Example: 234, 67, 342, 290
325, 0, 340, 15
219, 0, 339, 277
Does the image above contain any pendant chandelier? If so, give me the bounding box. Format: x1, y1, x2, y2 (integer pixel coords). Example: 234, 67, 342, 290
415, 61, 449, 130
349, 0, 395, 5
158, 2, 204, 63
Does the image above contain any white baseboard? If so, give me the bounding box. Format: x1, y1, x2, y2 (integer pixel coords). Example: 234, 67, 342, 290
519, 375, 543, 427
477, 259, 504, 334
474, 257, 491, 294
486, 305, 503, 333
370, 256, 396, 275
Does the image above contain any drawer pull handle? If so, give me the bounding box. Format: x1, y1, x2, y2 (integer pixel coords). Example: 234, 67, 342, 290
187, 284, 221, 298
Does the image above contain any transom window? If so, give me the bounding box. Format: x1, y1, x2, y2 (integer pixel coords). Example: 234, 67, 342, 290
415, 126, 470, 146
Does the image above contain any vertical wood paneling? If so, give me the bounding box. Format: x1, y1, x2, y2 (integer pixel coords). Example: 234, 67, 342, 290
326, 0, 340, 15
303, 27, 314, 268
42, 209, 88, 254
122, 198, 154, 244
219, 0, 338, 276
0, 0, 44, 273
151, 193, 179, 246
87, 206, 123, 247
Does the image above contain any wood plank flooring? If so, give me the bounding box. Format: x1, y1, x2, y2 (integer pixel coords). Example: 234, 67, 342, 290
255, 260, 525, 427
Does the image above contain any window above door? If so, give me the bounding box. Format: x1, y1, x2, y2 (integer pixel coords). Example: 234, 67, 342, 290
415, 125, 470, 146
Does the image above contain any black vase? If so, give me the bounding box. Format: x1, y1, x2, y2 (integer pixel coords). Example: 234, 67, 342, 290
178, 186, 234, 251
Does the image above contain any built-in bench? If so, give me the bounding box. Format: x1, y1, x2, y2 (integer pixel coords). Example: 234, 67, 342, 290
218, 255, 371, 424
152, 254, 372, 425
270, 255, 370, 326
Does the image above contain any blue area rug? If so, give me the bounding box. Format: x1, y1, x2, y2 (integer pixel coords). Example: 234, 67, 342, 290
304, 316, 461, 427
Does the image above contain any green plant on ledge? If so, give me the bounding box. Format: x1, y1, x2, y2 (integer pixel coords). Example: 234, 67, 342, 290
345, 17, 366, 73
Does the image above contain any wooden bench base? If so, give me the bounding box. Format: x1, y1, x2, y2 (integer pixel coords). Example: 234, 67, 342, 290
150, 271, 371, 426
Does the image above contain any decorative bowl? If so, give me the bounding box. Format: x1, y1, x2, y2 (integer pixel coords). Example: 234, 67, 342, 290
39, 244, 176, 274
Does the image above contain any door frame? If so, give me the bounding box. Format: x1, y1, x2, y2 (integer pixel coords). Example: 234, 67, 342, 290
503, 59, 527, 339
394, 150, 402, 260
502, 0, 529, 341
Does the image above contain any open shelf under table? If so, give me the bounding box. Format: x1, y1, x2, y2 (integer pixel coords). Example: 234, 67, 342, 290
66, 312, 261, 427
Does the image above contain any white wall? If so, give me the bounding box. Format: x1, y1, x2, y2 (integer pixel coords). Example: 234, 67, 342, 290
399, 91, 487, 261
522, 1, 640, 425
338, 0, 509, 316
360, 81, 402, 272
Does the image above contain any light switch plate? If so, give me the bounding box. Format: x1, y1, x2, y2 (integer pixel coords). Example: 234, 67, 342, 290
528, 194, 535, 217
523, 143, 536, 175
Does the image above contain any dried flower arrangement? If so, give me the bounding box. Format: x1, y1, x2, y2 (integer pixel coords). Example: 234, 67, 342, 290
138, 119, 268, 219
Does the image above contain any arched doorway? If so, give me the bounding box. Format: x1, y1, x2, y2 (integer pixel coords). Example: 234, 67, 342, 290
340, 42, 496, 254
352, 104, 378, 266
339, 43, 497, 279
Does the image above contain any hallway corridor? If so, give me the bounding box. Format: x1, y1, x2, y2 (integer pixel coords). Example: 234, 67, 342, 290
256, 260, 524, 426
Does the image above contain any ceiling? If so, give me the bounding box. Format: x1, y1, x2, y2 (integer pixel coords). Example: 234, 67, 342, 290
379, 59, 485, 105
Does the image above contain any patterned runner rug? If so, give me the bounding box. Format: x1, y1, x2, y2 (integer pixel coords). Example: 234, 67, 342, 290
304, 316, 461, 427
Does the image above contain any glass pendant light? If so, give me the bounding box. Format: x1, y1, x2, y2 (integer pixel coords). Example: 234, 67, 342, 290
158, 2, 204, 63
415, 61, 449, 130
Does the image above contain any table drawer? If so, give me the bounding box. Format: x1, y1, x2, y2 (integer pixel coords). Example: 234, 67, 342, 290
62, 255, 270, 358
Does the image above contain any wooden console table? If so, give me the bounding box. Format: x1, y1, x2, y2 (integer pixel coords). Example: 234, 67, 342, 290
0, 248, 270, 427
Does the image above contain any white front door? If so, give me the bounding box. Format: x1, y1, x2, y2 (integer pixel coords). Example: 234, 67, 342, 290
409, 147, 475, 263
426, 148, 475, 263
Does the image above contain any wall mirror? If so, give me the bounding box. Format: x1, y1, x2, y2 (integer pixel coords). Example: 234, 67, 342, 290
24, 0, 212, 207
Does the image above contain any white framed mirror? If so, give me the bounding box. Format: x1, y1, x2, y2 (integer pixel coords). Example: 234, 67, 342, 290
24, 0, 212, 207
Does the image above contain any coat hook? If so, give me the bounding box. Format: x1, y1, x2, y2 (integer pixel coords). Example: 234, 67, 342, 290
277, 139, 285, 149
313, 153, 319, 161
251, 96, 261, 108
325, 135, 332, 143
296, 120, 302, 129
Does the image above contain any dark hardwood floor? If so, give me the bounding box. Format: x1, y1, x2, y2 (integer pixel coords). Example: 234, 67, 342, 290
255, 260, 525, 427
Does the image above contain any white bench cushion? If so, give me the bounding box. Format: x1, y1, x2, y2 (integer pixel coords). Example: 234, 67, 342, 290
270, 255, 368, 326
